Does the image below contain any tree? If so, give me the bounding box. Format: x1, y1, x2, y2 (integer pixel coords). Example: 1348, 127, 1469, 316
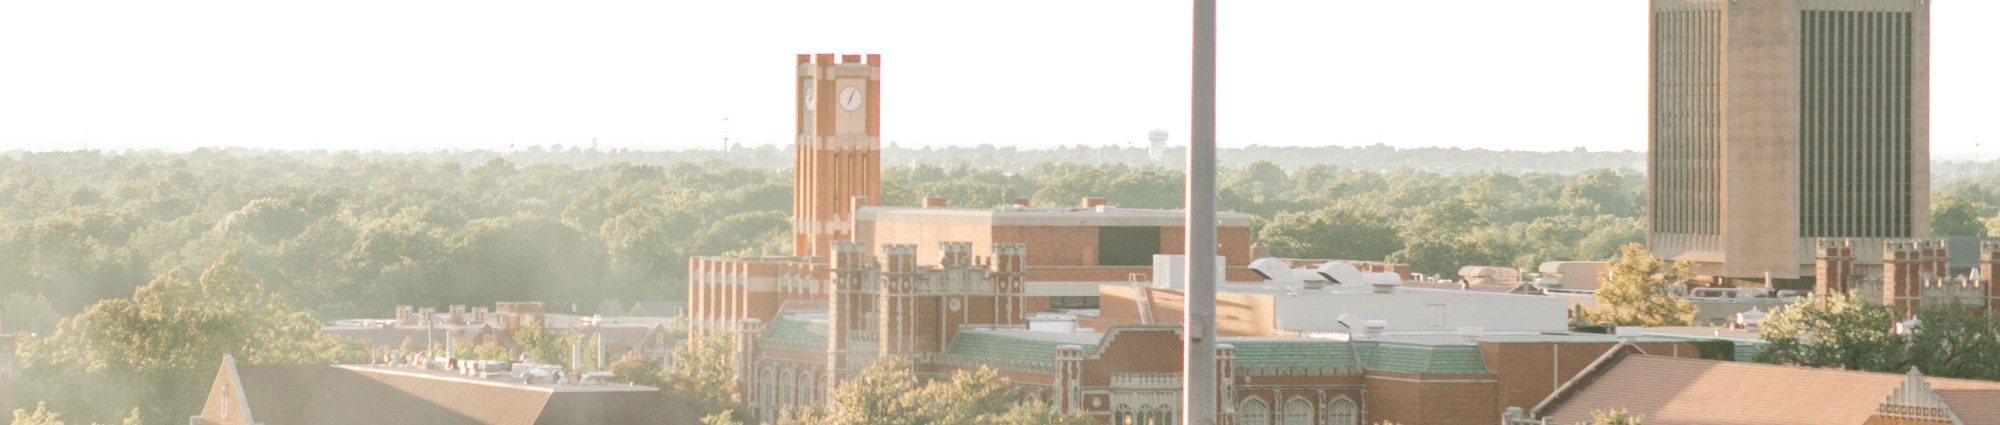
17, 253, 364, 424
1931, 195, 1992, 236
1753, 292, 1902, 372
607, 352, 667, 389
1258, 205, 1402, 261
1591, 408, 1643, 425
1388, 198, 1517, 278
1588, 244, 1697, 327
513, 317, 580, 369
1903, 299, 2000, 380
666, 331, 745, 423
11, 402, 65, 425
3, 292, 61, 337
786, 359, 1090, 425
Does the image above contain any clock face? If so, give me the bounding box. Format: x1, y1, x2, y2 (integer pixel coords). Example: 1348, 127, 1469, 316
838, 85, 863, 112
803, 83, 816, 112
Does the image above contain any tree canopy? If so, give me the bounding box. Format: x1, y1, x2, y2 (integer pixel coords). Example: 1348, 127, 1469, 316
1587, 243, 1698, 327
16, 253, 362, 424
780, 359, 1090, 425
1756, 293, 2000, 380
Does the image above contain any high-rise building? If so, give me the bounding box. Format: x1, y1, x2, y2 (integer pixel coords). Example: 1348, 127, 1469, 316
1647, 0, 1929, 283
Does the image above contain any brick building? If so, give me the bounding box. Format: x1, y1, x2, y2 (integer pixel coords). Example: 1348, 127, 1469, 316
1814, 238, 2000, 314
693, 53, 1712, 425
1510, 351, 2000, 424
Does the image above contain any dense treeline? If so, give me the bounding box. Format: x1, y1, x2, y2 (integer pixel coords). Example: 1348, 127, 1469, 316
5, 148, 1998, 322
0, 149, 791, 319
886, 161, 1649, 277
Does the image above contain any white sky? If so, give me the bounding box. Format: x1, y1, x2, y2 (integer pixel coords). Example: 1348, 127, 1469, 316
1, 1, 1995, 154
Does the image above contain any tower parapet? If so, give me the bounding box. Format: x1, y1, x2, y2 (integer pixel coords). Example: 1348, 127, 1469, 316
1883, 240, 1941, 313
1816, 238, 1855, 297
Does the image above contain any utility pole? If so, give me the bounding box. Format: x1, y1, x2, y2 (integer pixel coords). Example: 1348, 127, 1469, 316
1184, 0, 1218, 424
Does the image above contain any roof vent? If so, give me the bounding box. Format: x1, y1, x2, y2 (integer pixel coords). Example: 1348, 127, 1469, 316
1458, 326, 1484, 343
1371, 281, 1397, 294
1362, 320, 1388, 337
1615, 326, 1644, 342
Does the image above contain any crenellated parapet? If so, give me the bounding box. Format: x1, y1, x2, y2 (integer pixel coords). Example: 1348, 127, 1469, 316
1816, 238, 1856, 297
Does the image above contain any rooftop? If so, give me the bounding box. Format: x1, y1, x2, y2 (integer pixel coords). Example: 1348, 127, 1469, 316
858, 205, 1254, 227
1537, 354, 2000, 425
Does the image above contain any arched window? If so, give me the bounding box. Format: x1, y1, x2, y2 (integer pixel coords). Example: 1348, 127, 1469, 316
1281, 397, 1313, 425
759, 367, 777, 420
777, 369, 794, 408
797, 371, 817, 406
1238, 397, 1270, 425
1327, 397, 1358, 425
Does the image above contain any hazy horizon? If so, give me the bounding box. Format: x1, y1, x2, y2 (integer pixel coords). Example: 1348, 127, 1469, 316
4, 1, 1997, 155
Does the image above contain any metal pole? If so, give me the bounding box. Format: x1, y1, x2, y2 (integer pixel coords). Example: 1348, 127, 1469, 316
1185, 0, 1218, 424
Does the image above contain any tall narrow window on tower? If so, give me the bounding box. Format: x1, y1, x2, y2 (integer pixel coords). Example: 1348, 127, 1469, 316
1645, 0, 1928, 283
794, 54, 882, 257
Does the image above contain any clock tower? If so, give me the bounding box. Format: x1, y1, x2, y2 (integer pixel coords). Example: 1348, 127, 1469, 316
794, 54, 881, 257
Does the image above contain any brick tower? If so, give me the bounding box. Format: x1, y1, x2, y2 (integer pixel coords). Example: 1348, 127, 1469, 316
794, 54, 882, 257
1815, 238, 1855, 297
1982, 241, 1999, 313
1883, 240, 1928, 313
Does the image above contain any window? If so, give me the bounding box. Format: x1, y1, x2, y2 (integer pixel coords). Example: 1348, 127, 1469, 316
1238, 398, 1270, 425
1426, 304, 1447, 327
1327, 398, 1358, 425
1282, 398, 1313, 425
778, 370, 794, 407
1098, 226, 1163, 266
1051, 296, 1100, 310
797, 371, 816, 406
759, 367, 777, 420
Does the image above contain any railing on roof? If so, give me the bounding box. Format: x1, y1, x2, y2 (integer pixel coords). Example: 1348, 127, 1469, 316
1111, 373, 1181, 390
1129, 273, 1155, 325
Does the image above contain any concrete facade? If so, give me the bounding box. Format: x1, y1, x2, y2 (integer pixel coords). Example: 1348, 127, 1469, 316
1647, 0, 1930, 281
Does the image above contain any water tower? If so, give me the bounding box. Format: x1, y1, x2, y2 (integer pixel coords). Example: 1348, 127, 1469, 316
1147, 129, 1169, 161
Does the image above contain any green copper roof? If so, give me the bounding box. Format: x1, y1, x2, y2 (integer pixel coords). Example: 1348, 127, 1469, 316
1359, 342, 1491, 375
941, 331, 1099, 367
1228, 340, 1358, 368
763, 315, 828, 348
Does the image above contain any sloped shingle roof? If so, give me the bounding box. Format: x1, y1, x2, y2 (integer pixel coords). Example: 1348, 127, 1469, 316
1542, 355, 2000, 425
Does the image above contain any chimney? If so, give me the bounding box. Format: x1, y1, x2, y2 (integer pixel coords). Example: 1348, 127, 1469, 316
395, 305, 415, 326
921, 197, 949, 208
1012, 198, 1032, 208
417, 307, 437, 326
449, 305, 466, 325
1079, 197, 1108, 208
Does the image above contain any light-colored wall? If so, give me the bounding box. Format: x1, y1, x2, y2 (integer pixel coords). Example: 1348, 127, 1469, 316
1648, 0, 1931, 279
1273, 289, 1571, 333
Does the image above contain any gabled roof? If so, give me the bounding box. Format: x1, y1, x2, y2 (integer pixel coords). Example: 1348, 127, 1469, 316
763, 314, 829, 348
1535, 353, 2000, 425
196, 356, 687, 425
627, 301, 686, 317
